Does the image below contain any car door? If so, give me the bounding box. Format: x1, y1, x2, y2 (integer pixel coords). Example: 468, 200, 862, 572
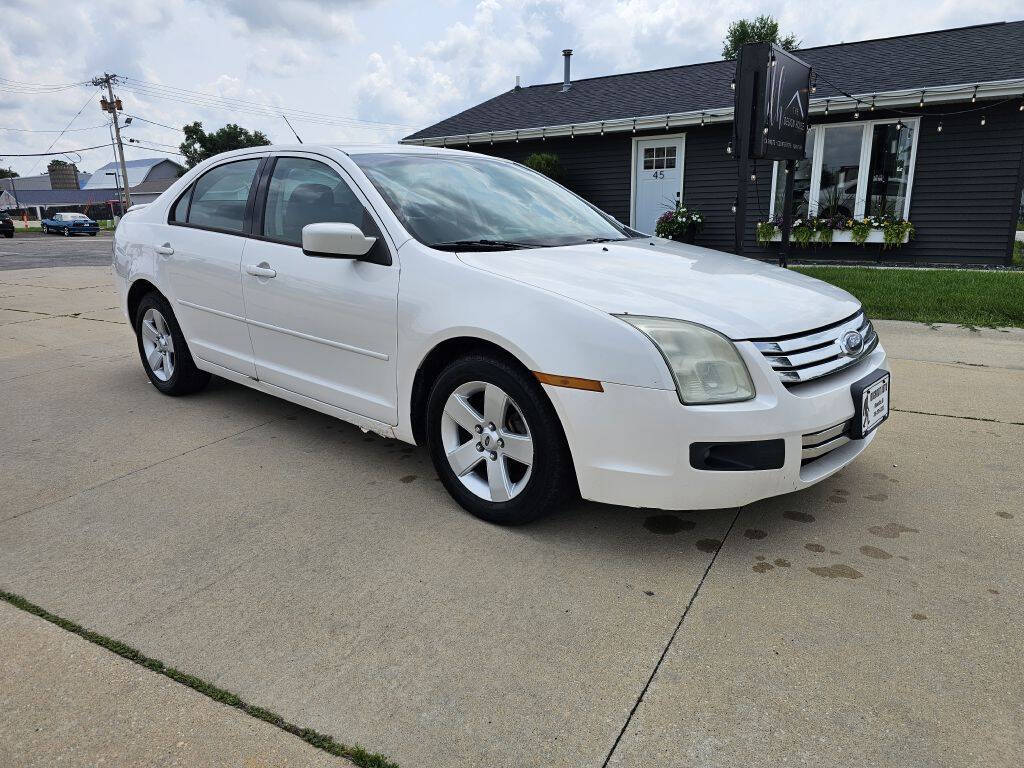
240, 154, 399, 425
165, 156, 264, 377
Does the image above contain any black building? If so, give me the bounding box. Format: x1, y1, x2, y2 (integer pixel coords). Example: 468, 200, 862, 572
403, 21, 1024, 266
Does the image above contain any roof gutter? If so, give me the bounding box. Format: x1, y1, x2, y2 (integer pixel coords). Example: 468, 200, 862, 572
401, 77, 1024, 147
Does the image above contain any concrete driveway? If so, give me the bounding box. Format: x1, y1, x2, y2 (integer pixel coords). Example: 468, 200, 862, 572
1, 264, 1021, 767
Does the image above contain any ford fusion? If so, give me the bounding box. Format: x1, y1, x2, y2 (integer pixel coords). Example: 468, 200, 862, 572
112, 145, 889, 525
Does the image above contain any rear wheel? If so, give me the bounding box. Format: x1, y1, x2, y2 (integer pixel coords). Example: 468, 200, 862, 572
62, 228, 70, 237
134, 292, 210, 395
42, 225, 49, 234
88, 231, 97, 236
426, 354, 574, 525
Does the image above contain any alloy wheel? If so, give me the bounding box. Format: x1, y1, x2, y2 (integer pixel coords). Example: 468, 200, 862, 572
440, 380, 534, 502
140, 307, 175, 382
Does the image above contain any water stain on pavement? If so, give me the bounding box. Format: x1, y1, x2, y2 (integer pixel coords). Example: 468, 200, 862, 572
804, 543, 826, 553
695, 538, 721, 552
744, 528, 768, 540
865, 493, 889, 502
400, 475, 417, 484
912, 612, 928, 620
643, 514, 695, 535
996, 511, 1014, 519
868, 522, 919, 539
808, 564, 863, 579
752, 562, 774, 573
988, 589, 1000, 594
784, 511, 815, 523
774, 558, 791, 567
827, 495, 848, 504
859, 545, 892, 559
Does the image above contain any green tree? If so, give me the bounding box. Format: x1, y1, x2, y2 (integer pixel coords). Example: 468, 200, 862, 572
0, 167, 18, 178
179, 122, 270, 169
523, 152, 565, 184
722, 15, 799, 59
47, 159, 71, 171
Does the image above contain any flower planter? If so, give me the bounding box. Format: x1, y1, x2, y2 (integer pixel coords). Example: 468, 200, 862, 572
768, 228, 909, 245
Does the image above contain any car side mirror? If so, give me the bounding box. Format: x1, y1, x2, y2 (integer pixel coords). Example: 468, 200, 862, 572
302, 222, 377, 260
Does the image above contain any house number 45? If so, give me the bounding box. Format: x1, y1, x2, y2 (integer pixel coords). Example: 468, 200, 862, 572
651, 170, 665, 179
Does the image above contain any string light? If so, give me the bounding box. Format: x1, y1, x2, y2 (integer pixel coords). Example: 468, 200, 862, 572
762, 123, 769, 135
466, 136, 470, 147
730, 77, 736, 90
750, 172, 757, 182
600, 121, 604, 136
725, 141, 732, 155
489, 132, 493, 145
980, 114, 986, 126
919, 91, 925, 108
870, 95, 875, 111
853, 101, 860, 119
937, 121, 943, 133
824, 99, 829, 116
895, 119, 903, 131
665, 115, 670, 130
632, 119, 636, 134
570, 125, 575, 139
700, 112, 705, 127
515, 130, 519, 143
971, 85, 977, 103
541, 127, 545, 141
770, 52, 777, 67
731, 197, 737, 214
1019, 95, 1023, 112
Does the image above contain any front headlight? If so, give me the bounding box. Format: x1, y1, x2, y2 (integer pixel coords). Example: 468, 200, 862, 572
617, 316, 755, 404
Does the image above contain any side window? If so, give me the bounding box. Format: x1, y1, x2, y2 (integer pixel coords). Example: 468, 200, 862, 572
169, 186, 191, 223
262, 157, 380, 246
187, 159, 260, 233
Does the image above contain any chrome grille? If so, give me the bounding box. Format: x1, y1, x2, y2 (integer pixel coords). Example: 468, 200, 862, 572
802, 420, 851, 464
750, 310, 877, 385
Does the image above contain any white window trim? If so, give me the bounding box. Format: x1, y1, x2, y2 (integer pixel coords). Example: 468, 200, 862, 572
768, 116, 920, 221
629, 132, 686, 229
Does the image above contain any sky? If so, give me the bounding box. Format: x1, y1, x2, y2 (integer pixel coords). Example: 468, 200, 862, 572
1, 0, 1020, 177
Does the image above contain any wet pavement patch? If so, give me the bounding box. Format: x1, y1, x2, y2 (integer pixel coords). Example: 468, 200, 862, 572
773, 558, 791, 567
859, 545, 892, 559
996, 511, 1014, 519
804, 543, 825, 553
912, 612, 928, 620
868, 522, 919, 539
865, 493, 889, 502
808, 564, 864, 580
400, 475, 417, 484
695, 538, 721, 553
743, 528, 768, 540
784, 511, 815, 523
827, 495, 848, 504
643, 514, 695, 535
752, 562, 774, 573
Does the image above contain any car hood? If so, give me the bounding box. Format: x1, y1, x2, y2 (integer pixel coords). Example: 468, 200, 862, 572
457, 238, 861, 339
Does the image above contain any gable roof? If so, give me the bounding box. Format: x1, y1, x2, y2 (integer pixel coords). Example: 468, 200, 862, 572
405, 20, 1024, 142
0, 187, 119, 208
81, 157, 184, 189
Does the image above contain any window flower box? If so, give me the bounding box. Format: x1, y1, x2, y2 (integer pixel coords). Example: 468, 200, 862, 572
767, 228, 909, 245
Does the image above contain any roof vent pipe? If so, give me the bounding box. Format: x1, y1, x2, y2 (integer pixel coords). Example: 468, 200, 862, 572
514, 75, 521, 91
561, 49, 573, 92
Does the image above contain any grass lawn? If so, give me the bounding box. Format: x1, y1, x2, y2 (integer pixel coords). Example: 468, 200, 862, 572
793, 265, 1024, 328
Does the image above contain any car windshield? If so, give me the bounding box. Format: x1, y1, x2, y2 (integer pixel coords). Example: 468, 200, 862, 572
351, 152, 631, 250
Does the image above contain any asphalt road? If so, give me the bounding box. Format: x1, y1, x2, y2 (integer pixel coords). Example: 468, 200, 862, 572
0, 231, 113, 270
1, 266, 1022, 768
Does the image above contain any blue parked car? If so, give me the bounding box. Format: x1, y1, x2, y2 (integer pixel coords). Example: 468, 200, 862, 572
42, 212, 99, 236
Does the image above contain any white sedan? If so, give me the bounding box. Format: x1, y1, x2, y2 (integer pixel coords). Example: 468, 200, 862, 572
113, 145, 889, 525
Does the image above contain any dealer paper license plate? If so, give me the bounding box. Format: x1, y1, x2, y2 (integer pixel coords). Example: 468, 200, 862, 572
857, 373, 890, 437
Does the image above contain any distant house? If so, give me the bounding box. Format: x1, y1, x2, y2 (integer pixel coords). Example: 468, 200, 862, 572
1, 157, 184, 219
82, 157, 184, 191
404, 21, 1024, 265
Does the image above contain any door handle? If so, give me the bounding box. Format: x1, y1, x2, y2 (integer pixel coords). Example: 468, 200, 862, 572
245, 263, 277, 278
155, 243, 174, 256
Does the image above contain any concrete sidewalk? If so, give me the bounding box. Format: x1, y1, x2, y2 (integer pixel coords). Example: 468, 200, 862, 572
1, 266, 1022, 767
0, 601, 355, 768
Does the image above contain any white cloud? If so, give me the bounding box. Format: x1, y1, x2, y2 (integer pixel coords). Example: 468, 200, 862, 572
217, 0, 370, 41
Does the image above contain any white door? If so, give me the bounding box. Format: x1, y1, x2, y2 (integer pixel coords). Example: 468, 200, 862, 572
165, 156, 263, 377
240, 155, 399, 425
633, 136, 684, 234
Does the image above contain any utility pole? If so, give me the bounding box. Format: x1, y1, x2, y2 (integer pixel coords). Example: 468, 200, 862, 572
92, 73, 132, 209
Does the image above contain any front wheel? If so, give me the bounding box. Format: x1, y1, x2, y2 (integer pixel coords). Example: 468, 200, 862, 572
42, 226, 49, 234
426, 354, 574, 525
134, 292, 210, 395
62, 228, 70, 237
88, 231, 97, 236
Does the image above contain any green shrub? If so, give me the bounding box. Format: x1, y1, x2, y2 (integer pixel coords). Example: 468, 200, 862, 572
523, 153, 565, 183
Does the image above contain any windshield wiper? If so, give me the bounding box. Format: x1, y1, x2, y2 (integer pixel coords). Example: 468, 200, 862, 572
429, 239, 536, 251
584, 236, 627, 243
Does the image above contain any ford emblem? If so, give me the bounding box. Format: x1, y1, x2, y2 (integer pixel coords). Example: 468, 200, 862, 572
840, 330, 864, 356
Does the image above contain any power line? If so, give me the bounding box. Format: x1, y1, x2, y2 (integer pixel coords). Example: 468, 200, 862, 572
0, 143, 111, 157
0, 123, 110, 133
24, 92, 100, 175
124, 114, 184, 133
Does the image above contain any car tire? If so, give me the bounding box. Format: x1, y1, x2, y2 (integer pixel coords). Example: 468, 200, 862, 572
425, 354, 575, 525
62, 228, 70, 237
134, 291, 211, 396
3, 231, 11, 238
89, 232, 97, 236
42, 226, 49, 234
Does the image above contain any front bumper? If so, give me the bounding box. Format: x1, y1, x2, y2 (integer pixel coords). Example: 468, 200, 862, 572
543, 342, 887, 510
